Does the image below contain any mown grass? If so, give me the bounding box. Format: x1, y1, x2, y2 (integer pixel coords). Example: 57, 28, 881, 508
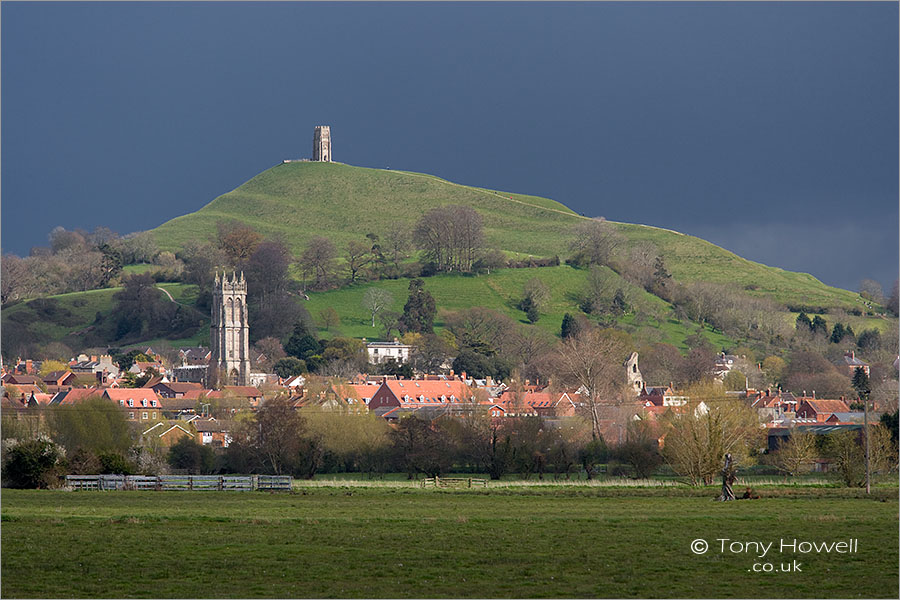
150, 162, 870, 312
1, 487, 896, 598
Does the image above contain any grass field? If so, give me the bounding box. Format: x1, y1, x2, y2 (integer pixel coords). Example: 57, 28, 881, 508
2, 486, 897, 598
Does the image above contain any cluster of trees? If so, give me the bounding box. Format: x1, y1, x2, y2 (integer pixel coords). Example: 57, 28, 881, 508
1, 397, 163, 488
1, 227, 167, 304
413, 205, 484, 273
765, 424, 897, 487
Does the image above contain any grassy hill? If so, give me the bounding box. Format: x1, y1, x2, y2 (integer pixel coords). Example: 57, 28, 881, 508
6, 161, 891, 357
151, 161, 868, 312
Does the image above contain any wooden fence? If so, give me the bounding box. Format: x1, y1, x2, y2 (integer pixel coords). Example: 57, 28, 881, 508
422, 476, 488, 489
65, 474, 291, 492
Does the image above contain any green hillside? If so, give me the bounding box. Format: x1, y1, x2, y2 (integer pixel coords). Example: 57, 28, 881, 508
151, 161, 867, 312
6, 161, 890, 358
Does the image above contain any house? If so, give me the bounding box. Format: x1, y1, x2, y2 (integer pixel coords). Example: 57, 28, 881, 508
714, 353, 741, 380
49, 387, 104, 405
491, 391, 578, 418
102, 388, 162, 421
249, 373, 279, 388
192, 418, 233, 447
150, 381, 204, 399
1, 373, 41, 386
749, 389, 799, 421
69, 354, 119, 377
158, 396, 201, 419
178, 346, 211, 365
142, 422, 194, 447
323, 383, 381, 410
41, 371, 78, 389
368, 378, 475, 414
824, 412, 866, 425
366, 340, 413, 365
841, 351, 870, 377
639, 384, 688, 408
795, 398, 851, 422
221, 386, 263, 408
283, 374, 306, 388
171, 364, 209, 385
130, 361, 166, 377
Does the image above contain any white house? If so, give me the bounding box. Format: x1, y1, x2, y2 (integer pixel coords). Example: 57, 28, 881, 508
366, 340, 413, 365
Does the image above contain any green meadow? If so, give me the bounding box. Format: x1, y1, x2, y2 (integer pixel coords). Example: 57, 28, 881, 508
1, 486, 896, 598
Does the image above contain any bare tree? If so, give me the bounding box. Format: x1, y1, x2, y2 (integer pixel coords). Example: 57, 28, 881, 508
300, 236, 338, 290
383, 223, 411, 278
569, 218, 624, 267
216, 221, 262, 268
859, 279, 884, 304
522, 278, 551, 311
362, 288, 394, 327
345, 240, 373, 284
414, 205, 484, 272
552, 327, 633, 440
770, 431, 817, 477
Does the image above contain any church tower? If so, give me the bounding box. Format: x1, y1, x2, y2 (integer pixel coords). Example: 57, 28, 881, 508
211, 271, 250, 386
625, 352, 644, 395
312, 125, 332, 162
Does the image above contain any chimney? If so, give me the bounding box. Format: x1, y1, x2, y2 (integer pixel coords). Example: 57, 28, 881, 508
91, 355, 98, 362
25, 359, 33, 374
449, 369, 454, 377
461, 371, 467, 381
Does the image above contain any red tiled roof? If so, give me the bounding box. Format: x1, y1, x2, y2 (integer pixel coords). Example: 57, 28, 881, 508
800, 399, 850, 414
103, 389, 160, 403
221, 386, 261, 397
332, 383, 380, 401
57, 388, 104, 404
379, 379, 474, 407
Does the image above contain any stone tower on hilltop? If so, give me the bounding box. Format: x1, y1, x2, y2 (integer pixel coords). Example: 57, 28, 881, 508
312, 125, 332, 162
211, 271, 250, 386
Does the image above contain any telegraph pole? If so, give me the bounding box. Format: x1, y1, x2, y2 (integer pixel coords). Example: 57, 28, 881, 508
852, 367, 871, 494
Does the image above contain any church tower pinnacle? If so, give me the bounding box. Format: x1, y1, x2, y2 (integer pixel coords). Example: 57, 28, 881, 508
210, 271, 250, 386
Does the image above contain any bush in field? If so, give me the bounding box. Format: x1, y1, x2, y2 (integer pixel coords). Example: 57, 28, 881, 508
2, 439, 63, 489
98, 452, 136, 475
168, 436, 216, 474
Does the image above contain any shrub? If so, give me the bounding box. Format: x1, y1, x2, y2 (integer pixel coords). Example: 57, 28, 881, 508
98, 452, 136, 475
2, 439, 63, 488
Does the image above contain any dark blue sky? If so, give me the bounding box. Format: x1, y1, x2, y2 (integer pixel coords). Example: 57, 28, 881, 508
3, 2, 897, 292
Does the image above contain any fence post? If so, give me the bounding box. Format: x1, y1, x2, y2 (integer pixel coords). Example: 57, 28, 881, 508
218, 476, 223, 492
468, 478, 472, 488
189, 476, 193, 491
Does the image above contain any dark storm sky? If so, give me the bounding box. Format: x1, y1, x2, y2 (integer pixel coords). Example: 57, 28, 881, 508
2, 2, 897, 292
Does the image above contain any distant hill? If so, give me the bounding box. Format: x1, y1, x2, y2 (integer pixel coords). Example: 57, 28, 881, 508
151, 161, 867, 312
